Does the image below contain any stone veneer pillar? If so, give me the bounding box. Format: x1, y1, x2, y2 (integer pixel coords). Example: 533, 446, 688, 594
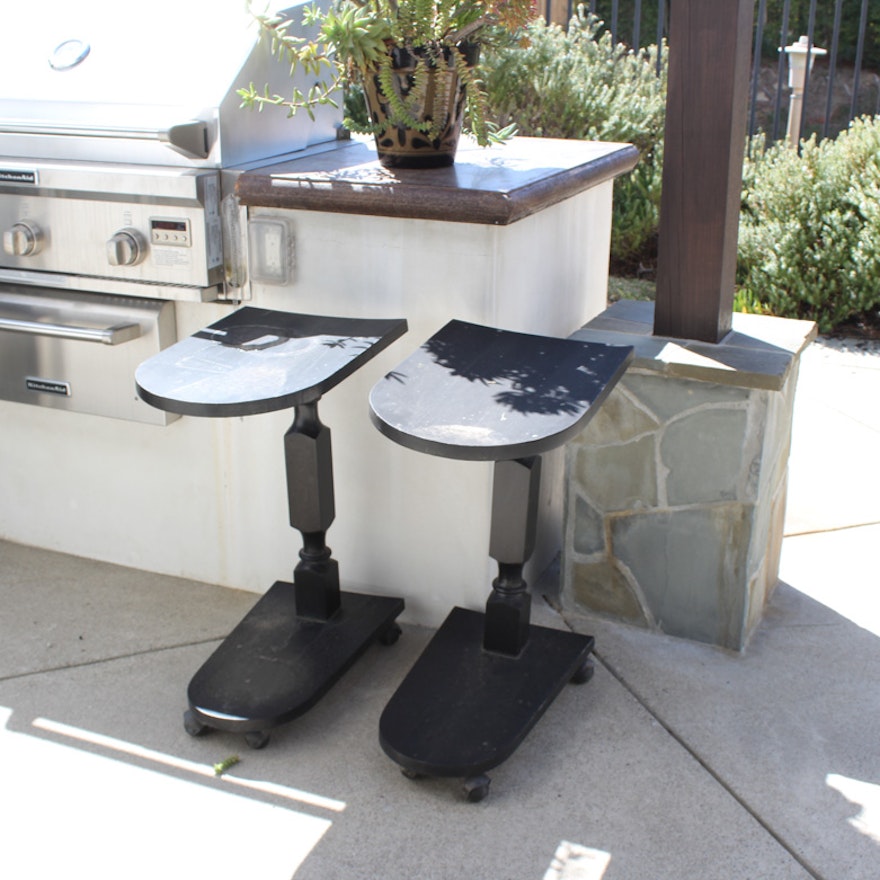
562, 300, 816, 651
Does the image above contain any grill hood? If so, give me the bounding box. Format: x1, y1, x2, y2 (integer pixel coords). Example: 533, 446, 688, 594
0, 0, 341, 168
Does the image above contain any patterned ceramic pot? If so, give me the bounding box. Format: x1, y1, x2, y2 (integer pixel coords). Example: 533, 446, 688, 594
364, 42, 480, 169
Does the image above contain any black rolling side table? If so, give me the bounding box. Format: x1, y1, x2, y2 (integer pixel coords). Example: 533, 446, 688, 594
369, 319, 632, 800
136, 307, 407, 749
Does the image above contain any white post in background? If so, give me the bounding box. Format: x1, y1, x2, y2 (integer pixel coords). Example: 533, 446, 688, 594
783, 35, 827, 148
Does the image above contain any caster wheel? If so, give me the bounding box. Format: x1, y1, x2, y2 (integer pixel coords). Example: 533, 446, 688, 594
244, 730, 270, 750
462, 774, 491, 803
571, 658, 595, 684
379, 622, 402, 646
401, 767, 423, 780
183, 710, 209, 738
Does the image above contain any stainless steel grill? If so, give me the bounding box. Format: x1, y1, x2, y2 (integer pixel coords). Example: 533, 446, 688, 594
0, 0, 336, 169
0, 0, 340, 423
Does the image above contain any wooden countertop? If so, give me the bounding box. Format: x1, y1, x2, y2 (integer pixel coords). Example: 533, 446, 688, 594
235, 136, 639, 226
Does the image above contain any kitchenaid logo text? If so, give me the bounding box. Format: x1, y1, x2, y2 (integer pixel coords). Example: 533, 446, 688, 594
0, 169, 38, 184
26, 378, 71, 397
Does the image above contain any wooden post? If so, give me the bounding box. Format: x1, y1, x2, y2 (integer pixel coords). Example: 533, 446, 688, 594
653, 0, 756, 343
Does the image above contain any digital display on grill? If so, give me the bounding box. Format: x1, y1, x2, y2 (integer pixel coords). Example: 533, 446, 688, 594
151, 219, 188, 232
150, 217, 191, 247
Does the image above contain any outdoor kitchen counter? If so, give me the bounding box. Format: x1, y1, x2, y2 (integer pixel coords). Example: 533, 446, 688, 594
236, 136, 639, 225
227, 134, 638, 627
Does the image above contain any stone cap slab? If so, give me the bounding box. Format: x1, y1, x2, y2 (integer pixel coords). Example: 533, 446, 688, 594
571, 300, 817, 391
235, 136, 639, 226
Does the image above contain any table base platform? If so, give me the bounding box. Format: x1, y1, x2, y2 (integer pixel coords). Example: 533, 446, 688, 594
379, 606, 594, 801
184, 580, 404, 749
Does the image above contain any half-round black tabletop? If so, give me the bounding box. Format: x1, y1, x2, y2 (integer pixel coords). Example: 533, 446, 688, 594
136, 307, 407, 418
369, 320, 633, 462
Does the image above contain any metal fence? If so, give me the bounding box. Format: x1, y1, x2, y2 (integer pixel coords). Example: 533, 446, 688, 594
542, 0, 880, 144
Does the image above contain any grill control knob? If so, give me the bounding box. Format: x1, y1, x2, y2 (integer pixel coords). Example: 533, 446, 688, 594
107, 228, 147, 266
3, 221, 44, 257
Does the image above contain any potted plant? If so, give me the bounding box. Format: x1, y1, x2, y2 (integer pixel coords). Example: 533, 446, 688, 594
238, 0, 536, 168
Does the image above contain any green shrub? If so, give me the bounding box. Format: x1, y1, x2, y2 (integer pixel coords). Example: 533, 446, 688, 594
737, 117, 880, 333
481, 9, 667, 271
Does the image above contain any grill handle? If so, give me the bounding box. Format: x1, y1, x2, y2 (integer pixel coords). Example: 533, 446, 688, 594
0, 120, 210, 159
0, 316, 142, 345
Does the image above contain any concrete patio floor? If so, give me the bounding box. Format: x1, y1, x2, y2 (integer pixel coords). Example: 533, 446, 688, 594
1, 334, 878, 880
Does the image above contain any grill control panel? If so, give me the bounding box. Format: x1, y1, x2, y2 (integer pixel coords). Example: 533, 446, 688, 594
0, 163, 223, 294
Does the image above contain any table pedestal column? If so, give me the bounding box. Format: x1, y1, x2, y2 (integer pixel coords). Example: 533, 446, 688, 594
185, 398, 404, 748
379, 454, 594, 801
